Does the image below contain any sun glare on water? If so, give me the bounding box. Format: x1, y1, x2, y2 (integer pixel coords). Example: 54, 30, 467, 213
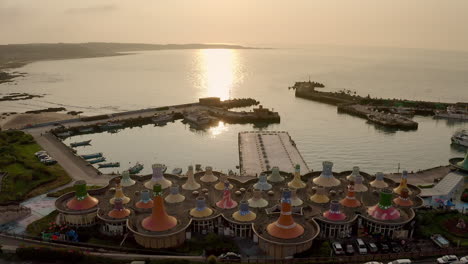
195, 49, 241, 100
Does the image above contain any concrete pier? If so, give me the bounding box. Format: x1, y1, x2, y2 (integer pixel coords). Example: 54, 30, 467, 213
238, 131, 310, 177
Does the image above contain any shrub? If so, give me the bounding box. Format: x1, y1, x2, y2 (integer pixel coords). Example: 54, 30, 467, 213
206, 255, 218, 264
16, 246, 84, 263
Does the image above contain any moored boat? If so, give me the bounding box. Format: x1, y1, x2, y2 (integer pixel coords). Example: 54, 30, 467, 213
79, 127, 94, 133
89, 157, 106, 164
70, 140, 92, 147
99, 122, 124, 130
81, 152, 103, 160
128, 162, 144, 174
56, 131, 73, 137
98, 162, 120, 168
435, 104, 468, 120
171, 168, 182, 175
452, 130, 468, 147
152, 113, 174, 125
183, 111, 217, 127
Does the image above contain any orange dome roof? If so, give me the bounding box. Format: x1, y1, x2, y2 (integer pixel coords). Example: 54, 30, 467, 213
66, 181, 99, 211
141, 184, 177, 232
266, 189, 304, 239
340, 182, 361, 208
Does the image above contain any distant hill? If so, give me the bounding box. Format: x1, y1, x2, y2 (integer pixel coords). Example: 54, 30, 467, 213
0, 42, 258, 69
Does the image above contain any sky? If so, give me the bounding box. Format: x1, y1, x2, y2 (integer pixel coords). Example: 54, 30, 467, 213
1, 0, 468, 51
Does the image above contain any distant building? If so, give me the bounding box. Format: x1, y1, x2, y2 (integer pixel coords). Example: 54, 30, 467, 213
199, 97, 221, 106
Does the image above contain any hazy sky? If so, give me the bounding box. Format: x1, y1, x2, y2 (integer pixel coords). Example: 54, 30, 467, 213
1, 0, 468, 51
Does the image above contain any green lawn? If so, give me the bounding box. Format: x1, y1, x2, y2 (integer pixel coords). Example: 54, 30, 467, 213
417, 211, 468, 246
0, 130, 72, 203
26, 210, 59, 236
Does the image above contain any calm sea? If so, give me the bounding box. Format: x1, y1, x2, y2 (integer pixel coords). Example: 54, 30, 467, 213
1, 46, 468, 174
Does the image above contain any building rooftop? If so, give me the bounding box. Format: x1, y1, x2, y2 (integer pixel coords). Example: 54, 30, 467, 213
420, 172, 464, 197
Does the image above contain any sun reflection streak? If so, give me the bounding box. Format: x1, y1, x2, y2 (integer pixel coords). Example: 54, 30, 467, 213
196, 49, 241, 100
209, 121, 228, 137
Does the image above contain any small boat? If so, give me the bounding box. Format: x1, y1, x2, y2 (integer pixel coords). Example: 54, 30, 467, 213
70, 140, 92, 147
152, 113, 174, 125
79, 127, 94, 133
81, 152, 103, 160
98, 162, 120, 168
452, 130, 468, 147
99, 122, 124, 130
89, 157, 106, 164
56, 131, 72, 137
171, 168, 182, 175
183, 111, 217, 127
435, 105, 468, 120
128, 162, 144, 174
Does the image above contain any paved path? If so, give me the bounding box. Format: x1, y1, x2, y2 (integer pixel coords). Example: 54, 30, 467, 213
385, 166, 451, 186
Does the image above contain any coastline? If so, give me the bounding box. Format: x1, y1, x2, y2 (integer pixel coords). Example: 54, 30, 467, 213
0, 112, 78, 130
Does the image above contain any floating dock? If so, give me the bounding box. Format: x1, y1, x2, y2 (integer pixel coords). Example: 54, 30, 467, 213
238, 131, 310, 177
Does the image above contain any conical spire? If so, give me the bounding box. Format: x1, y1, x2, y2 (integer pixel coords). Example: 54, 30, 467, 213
254, 174, 272, 191
370, 172, 388, 188
323, 200, 346, 221
190, 197, 213, 218
346, 166, 361, 182
393, 188, 414, 207
215, 174, 233, 190
66, 180, 99, 210
368, 189, 400, 220
135, 190, 154, 209
340, 182, 361, 208
182, 165, 201, 190
267, 166, 284, 183
216, 182, 238, 209
457, 152, 468, 170
290, 188, 303, 206
144, 164, 172, 190
141, 184, 177, 232
108, 198, 131, 219
313, 161, 340, 187
248, 189, 269, 208
120, 170, 136, 187
110, 178, 130, 205
165, 184, 186, 203
288, 164, 306, 189
200, 166, 218, 183
394, 170, 412, 195
310, 187, 330, 204
266, 189, 304, 239
232, 201, 257, 222
354, 173, 368, 192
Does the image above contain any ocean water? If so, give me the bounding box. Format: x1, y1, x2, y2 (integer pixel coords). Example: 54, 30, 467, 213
1, 46, 468, 174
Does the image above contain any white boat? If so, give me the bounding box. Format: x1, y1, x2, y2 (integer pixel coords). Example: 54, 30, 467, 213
152, 113, 174, 125
56, 131, 72, 137
79, 127, 94, 133
452, 130, 468, 147
184, 111, 217, 127
435, 105, 468, 120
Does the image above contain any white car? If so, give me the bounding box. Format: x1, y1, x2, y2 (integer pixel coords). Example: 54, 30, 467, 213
364, 262, 383, 264
387, 259, 411, 264
437, 255, 459, 264
460, 256, 468, 262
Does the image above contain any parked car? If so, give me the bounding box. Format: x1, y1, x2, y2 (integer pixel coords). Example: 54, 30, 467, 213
356, 238, 368, 254
42, 158, 57, 165
331, 242, 345, 255
367, 242, 378, 253
390, 241, 402, 253
387, 259, 411, 264
437, 255, 459, 264
218, 252, 241, 262
460, 256, 468, 262
34, 150, 47, 157
345, 244, 354, 255
379, 242, 390, 253
364, 262, 383, 264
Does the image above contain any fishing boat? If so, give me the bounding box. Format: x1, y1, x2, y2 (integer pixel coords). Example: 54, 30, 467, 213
80, 153, 103, 160
99, 122, 124, 130
452, 130, 468, 147
98, 162, 120, 168
435, 104, 468, 120
79, 127, 94, 133
183, 111, 217, 127
152, 113, 174, 125
56, 131, 73, 137
171, 168, 182, 175
70, 140, 92, 147
89, 157, 106, 164
128, 162, 144, 174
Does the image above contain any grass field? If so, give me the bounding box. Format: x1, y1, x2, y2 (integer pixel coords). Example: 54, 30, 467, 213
0, 130, 72, 203
26, 210, 59, 236
417, 210, 468, 246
